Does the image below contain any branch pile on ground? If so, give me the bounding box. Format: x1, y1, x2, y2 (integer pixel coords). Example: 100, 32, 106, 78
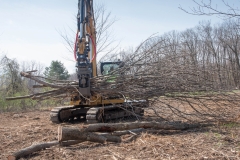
6, 37, 240, 122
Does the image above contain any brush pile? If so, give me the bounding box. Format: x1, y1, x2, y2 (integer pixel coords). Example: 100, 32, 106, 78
6, 37, 240, 122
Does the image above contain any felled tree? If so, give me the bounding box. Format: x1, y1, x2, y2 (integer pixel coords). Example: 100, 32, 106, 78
7, 36, 240, 123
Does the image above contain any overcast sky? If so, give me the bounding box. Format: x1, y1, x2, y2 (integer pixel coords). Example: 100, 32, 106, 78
0, 0, 238, 73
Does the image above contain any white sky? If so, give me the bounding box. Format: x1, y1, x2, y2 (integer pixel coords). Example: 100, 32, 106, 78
0, 0, 238, 73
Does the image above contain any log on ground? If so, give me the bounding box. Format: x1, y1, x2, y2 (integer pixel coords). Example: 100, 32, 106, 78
84, 121, 201, 132
8, 140, 84, 160
58, 121, 205, 142
8, 141, 59, 160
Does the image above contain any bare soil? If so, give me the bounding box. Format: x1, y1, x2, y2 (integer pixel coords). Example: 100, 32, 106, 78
0, 109, 240, 160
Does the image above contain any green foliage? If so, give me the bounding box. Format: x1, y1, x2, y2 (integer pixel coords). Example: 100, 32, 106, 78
0, 56, 22, 96
0, 95, 36, 111
221, 122, 240, 128
0, 56, 65, 112
44, 60, 70, 80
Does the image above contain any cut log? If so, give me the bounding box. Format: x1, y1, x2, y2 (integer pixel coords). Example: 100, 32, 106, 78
58, 126, 123, 143
58, 126, 107, 143
8, 140, 85, 160
8, 141, 59, 160
58, 122, 203, 143
59, 122, 201, 138
84, 121, 200, 132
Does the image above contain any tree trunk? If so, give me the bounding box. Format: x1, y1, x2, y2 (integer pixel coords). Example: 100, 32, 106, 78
84, 121, 199, 132
8, 140, 84, 160
58, 126, 121, 143
8, 141, 59, 160
58, 121, 201, 142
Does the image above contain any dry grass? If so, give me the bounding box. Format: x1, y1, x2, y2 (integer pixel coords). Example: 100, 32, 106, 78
0, 108, 240, 160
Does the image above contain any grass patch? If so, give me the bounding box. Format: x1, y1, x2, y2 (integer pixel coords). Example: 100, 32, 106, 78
221, 122, 240, 128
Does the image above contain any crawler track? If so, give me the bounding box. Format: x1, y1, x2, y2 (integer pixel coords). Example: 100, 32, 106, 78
50, 106, 88, 123
50, 101, 148, 124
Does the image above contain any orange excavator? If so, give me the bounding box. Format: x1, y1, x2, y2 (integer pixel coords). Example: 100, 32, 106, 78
50, 0, 147, 123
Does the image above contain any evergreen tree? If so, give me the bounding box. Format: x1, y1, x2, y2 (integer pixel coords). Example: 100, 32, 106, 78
44, 61, 70, 80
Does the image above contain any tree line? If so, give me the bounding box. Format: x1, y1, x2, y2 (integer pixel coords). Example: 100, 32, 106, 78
105, 19, 240, 90
0, 56, 70, 112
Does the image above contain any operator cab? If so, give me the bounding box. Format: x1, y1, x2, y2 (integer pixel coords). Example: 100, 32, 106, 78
100, 61, 124, 75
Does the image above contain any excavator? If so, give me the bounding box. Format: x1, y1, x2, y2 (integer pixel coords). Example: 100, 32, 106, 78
50, 0, 148, 123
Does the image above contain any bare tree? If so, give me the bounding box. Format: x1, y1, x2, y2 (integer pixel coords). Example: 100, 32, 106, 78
179, 0, 240, 19
0, 56, 22, 96
60, 3, 117, 61
217, 20, 240, 87
21, 61, 45, 76
94, 4, 117, 55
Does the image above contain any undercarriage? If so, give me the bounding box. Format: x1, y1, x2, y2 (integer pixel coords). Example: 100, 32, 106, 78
50, 101, 148, 124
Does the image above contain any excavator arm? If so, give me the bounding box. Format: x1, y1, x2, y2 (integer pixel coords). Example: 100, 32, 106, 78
75, 0, 97, 97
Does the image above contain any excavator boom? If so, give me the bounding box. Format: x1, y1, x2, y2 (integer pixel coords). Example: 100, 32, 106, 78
76, 0, 96, 97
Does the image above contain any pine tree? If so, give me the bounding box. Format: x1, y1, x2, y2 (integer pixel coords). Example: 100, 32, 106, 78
44, 61, 70, 80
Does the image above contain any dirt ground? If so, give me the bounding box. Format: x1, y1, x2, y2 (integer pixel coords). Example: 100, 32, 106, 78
0, 109, 240, 160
